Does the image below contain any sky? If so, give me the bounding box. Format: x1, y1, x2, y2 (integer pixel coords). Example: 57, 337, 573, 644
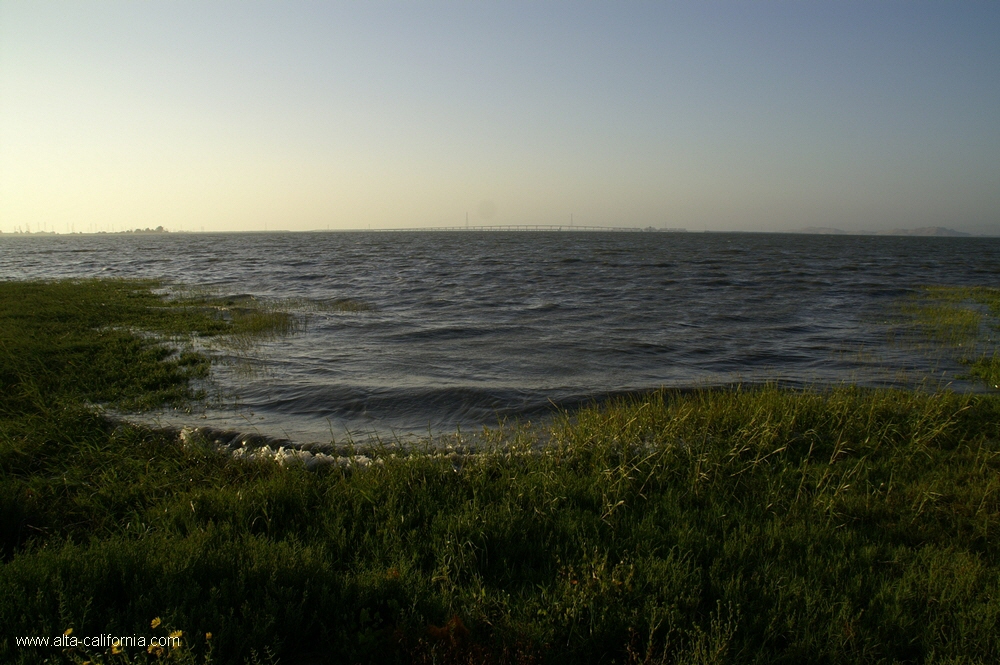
1, 1, 999, 234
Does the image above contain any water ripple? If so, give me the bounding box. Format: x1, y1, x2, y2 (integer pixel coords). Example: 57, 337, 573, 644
2, 231, 997, 442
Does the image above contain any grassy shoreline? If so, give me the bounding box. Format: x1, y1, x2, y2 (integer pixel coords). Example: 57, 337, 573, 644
2, 279, 999, 664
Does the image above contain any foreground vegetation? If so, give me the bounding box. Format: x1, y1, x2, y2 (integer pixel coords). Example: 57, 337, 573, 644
1, 280, 999, 664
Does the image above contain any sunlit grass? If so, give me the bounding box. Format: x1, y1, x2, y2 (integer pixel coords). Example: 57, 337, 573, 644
4, 386, 999, 663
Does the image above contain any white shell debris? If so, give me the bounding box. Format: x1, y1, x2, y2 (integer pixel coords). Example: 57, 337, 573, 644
178, 426, 383, 470
174, 425, 511, 473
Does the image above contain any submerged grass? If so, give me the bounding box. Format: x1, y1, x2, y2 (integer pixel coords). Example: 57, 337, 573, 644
2, 279, 1000, 664
898, 286, 1000, 387
163, 290, 301, 352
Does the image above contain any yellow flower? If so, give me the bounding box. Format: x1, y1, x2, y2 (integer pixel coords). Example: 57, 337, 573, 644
63, 628, 73, 636
150, 617, 162, 629
147, 643, 164, 656
205, 632, 212, 640
169, 630, 183, 639
111, 641, 122, 655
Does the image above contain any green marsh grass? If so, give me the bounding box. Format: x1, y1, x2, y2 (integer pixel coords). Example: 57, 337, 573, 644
2, 279, 1000, 663
162, 290, 300, 350
897, 286, 1000, 388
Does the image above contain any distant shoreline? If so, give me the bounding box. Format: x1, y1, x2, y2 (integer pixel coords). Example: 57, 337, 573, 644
784, 225, 974, 237
2, 225, 996, 237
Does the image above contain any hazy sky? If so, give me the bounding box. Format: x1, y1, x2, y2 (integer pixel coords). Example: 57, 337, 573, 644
2, 2, 999, 234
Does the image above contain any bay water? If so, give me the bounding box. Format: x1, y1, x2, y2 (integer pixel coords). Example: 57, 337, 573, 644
3, 231, 997, 443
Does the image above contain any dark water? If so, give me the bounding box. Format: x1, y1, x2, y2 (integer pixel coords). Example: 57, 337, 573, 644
3, 231, 998, 442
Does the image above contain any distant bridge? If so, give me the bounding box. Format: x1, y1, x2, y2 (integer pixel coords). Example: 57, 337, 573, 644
377, 224, 676, 233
